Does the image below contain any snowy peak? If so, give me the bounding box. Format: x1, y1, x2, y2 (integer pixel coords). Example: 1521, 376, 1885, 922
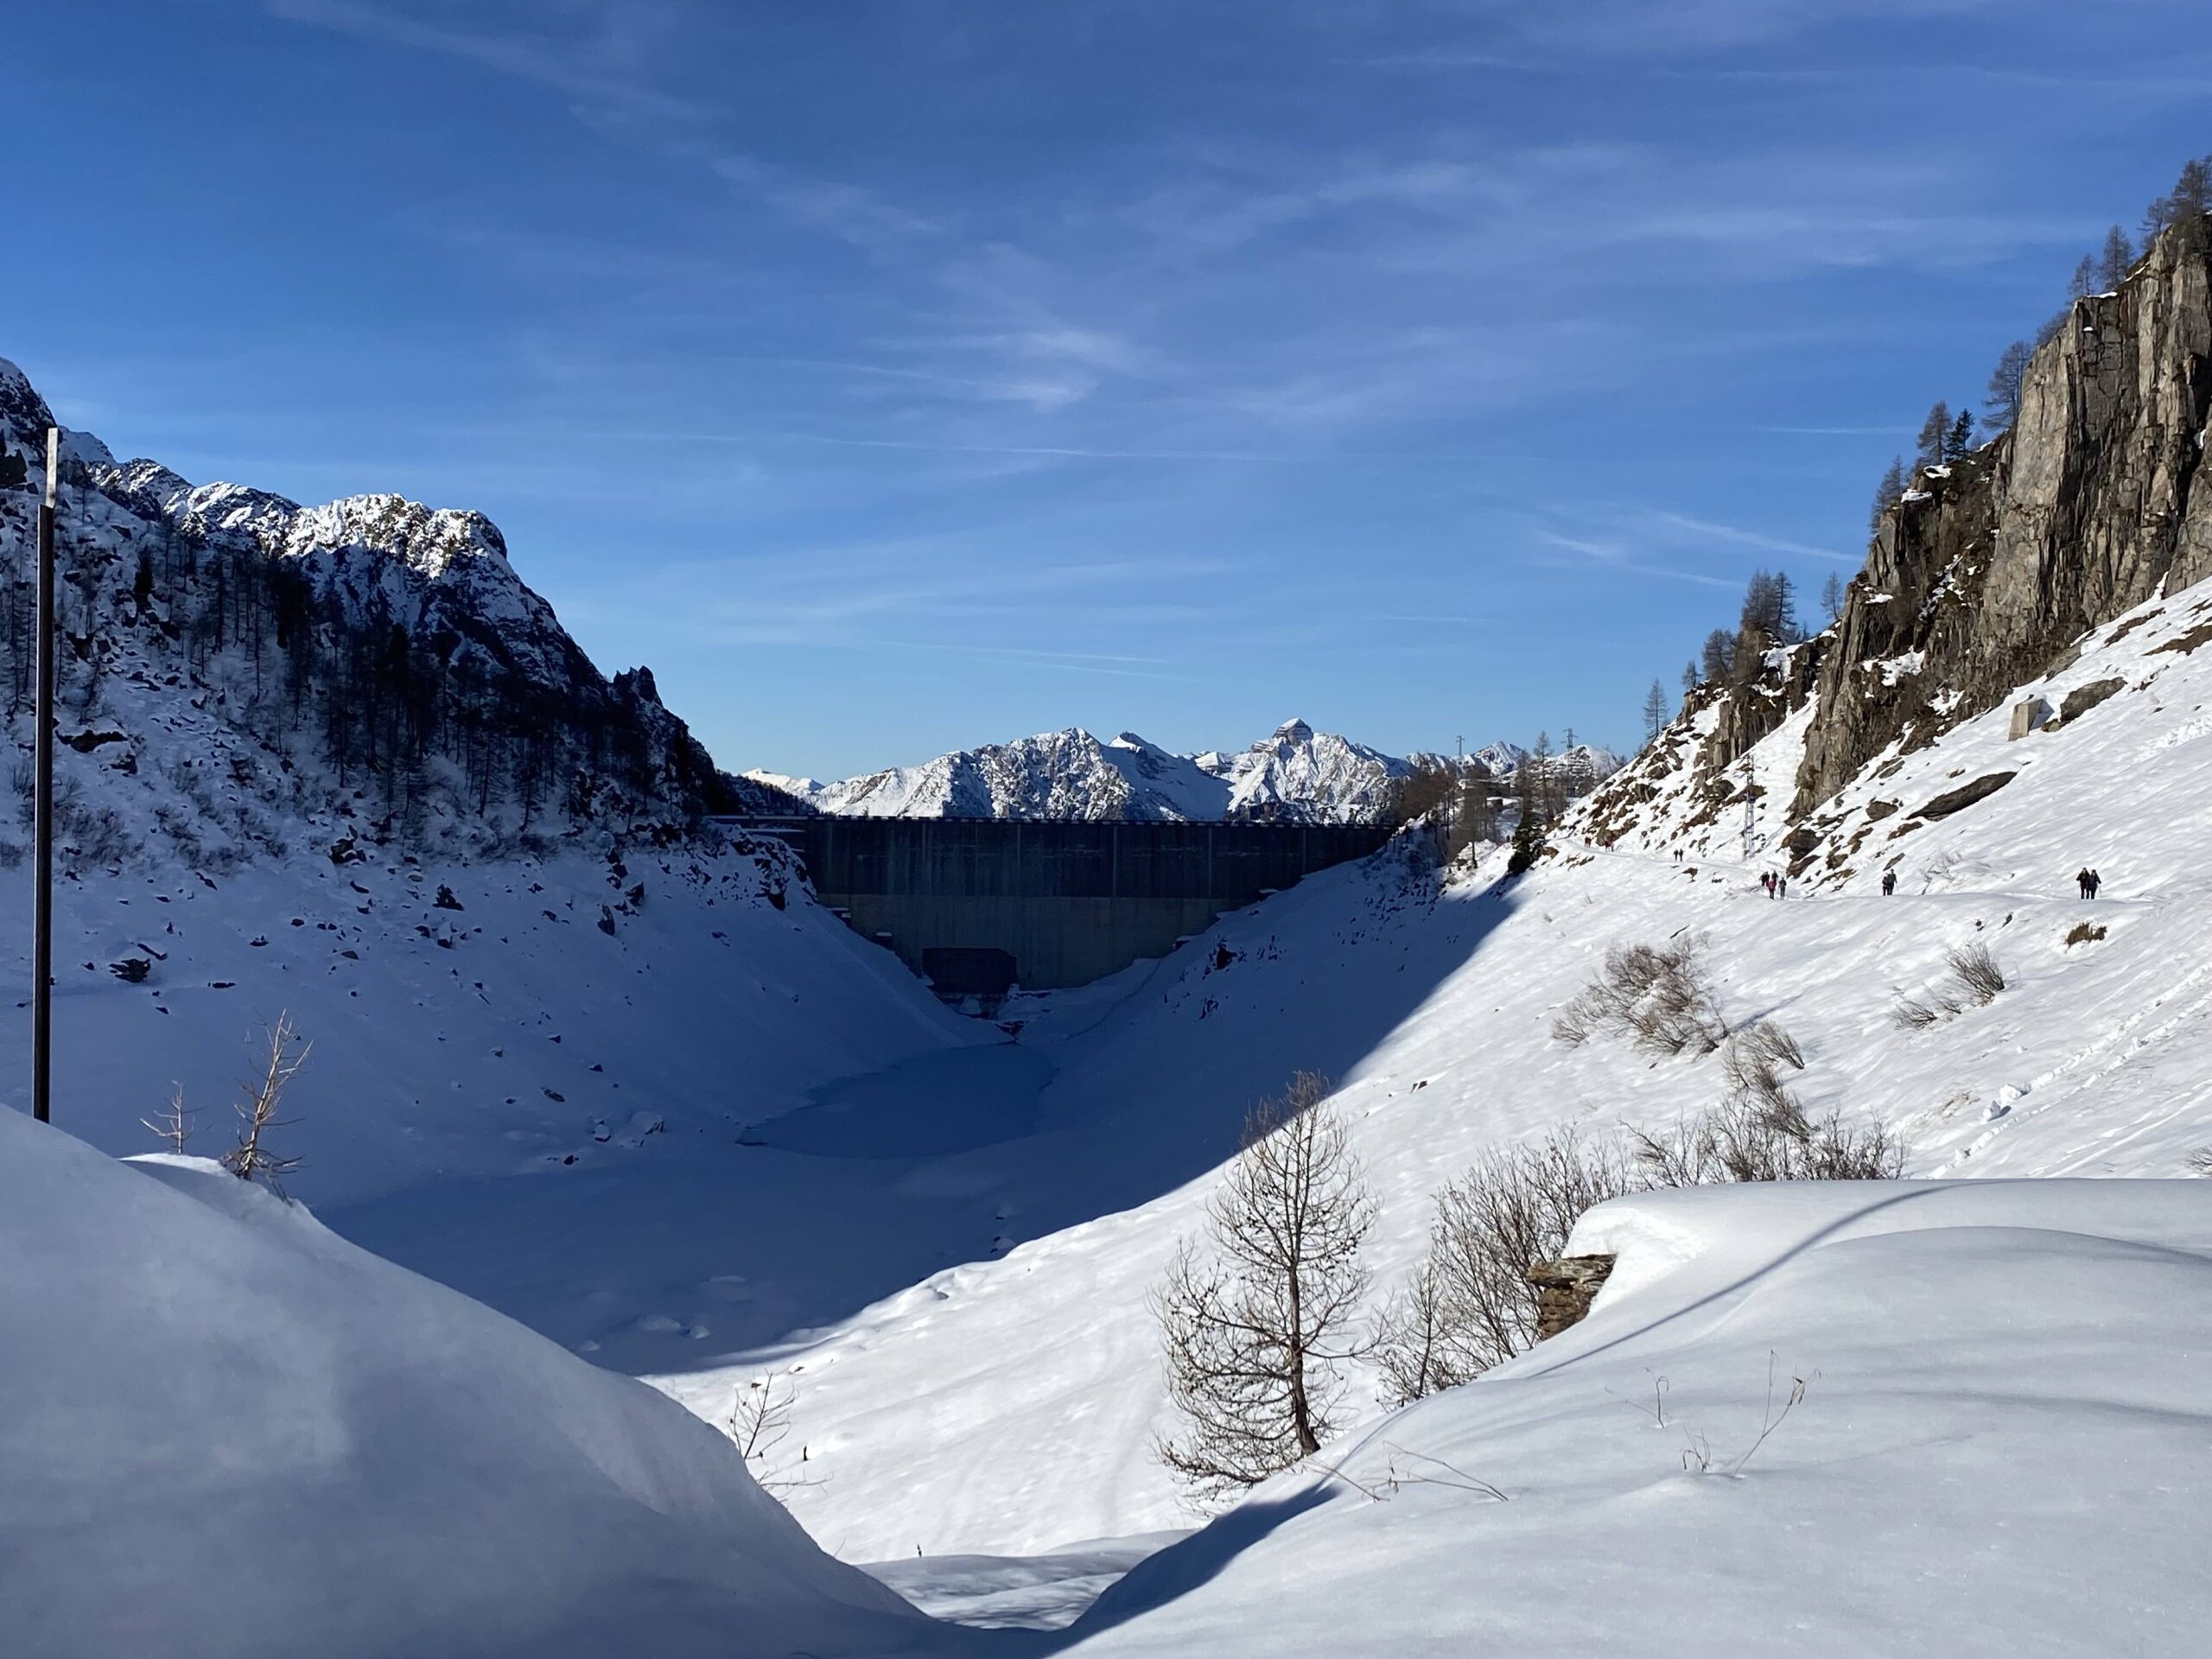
0, 353, 741, 861
766, 719, 1627, 826
766, 718, 1615, 825
0, 356, 54, 448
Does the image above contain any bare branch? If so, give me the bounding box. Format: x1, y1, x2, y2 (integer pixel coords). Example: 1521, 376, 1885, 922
221, 1014, 309, 1195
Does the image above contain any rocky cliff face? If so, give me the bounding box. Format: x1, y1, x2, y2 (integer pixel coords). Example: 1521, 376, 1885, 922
1795, 219, 2212, 814
1590, 216, 2212, 849
0, 356, 737, 866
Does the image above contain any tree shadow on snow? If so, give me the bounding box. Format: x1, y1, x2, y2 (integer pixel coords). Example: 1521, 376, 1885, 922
1034, 1484, 1339, 1650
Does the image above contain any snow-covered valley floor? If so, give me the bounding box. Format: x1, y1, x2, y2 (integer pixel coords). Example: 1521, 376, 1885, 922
8, 585, 2212, 1652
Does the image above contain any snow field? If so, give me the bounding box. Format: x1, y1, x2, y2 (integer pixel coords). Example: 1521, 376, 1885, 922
656, 585, 2212, 1563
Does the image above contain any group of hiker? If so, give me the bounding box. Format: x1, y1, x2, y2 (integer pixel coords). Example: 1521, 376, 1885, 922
1662, 843, 2104, 902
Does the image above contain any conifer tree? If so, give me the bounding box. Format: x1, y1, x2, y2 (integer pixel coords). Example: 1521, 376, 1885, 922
2067, 254, 2096, 302
2096, 225, 2134, 289
1820, 571, 1845, 626
1643, 678, 1669, 743
1700, 628, 1735, 683
1916, 402, 1951, 469
1983, 342, 2031, 432
1944, 408, 1974, 461
2142, 156, 2211, 246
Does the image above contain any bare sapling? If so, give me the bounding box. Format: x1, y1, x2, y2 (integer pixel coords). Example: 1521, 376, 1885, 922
223, 1014, 308, 1194
727, 1370, 817, 1499
142, 1083, 194, 1153
1154, 1072, 1376, 1501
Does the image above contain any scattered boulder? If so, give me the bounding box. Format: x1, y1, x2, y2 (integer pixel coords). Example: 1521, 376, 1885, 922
2059, 678, 2126, 722
1913, 772, 2016, 820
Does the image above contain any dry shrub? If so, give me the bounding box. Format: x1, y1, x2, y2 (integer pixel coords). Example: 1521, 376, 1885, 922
1891, 995, 1948, 1030
1946, 943, 2005, 1005
1383, 1020, 1899, 1404
1893, 942, 2006, 1029
1375, 1129, 1634, 1407
2064, 922, 2107, 946
1552, 938, 1727, 1058
1627, 1097, 1904, 1185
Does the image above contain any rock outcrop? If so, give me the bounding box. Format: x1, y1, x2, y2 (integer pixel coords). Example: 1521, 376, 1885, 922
1794, 219, 2212, 814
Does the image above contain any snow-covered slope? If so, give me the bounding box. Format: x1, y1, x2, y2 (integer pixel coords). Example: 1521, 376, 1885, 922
749, 720, 1620, 825
654, 581, 2212, 1564
0, 1107, 957, 1659
1063, 1179, 2212, 1656
0, 830, 1007, 1375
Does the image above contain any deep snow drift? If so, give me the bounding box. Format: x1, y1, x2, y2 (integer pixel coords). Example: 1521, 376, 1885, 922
0, 1107, 962, 1659
1061, 1179, 2212, 1656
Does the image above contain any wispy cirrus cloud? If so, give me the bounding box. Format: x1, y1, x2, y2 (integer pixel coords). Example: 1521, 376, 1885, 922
1646, 510, 1854, 562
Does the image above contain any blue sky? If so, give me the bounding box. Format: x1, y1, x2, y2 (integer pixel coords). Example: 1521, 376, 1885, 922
9, 2, 2209, 776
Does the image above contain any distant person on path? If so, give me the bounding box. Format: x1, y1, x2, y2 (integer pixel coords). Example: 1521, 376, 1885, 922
2088, 868, 2102, 899
2076, 867, 2093, 899
1882, 870, 1896, 896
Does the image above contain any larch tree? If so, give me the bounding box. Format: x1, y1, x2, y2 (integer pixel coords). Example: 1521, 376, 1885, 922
1869, 456, 1907, 534
1983, 342, 2031, 433
1154, 1074, 1376, 1500
1700, 628, 1736, 684
1820, 571, 1846, 627
2142, 155, 2211, 246
1915, 402, 1951, 469
2096, 225, 2135, 289
1643, 678, 1669, 743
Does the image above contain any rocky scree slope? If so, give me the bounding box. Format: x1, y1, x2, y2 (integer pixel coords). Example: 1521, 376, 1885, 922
0, 357, 739, 868
1586, 213, 2212, 856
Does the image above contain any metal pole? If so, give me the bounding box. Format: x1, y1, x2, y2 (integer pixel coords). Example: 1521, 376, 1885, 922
32, 428, 56, 1123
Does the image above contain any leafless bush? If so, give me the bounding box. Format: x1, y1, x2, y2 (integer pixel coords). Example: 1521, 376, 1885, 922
222, 1014, 308, 1195
1375, 1128, 1635, 1406
141, 1084, 194, 1153
1729, 1019, 1805, 1073
1155, 1073, 1376, 1500
1552, 938, 1727, 1058
1892, 943, 2005, 1029
1629, 1096, 1904, 1184
1891, 995, 1948, 1030
1946, 943, 2005, 1005
726, 1370, 817, 1500
59, 798, 135, 867
2065, 922, 2107, 946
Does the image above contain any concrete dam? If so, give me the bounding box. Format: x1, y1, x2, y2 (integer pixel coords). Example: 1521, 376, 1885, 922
780, 817, 1395, 993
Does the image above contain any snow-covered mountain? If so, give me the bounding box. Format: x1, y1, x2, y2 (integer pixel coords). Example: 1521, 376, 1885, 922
0, 357, 741, 869
750, 718, 1620, 824
13, 210, 2212, 1656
